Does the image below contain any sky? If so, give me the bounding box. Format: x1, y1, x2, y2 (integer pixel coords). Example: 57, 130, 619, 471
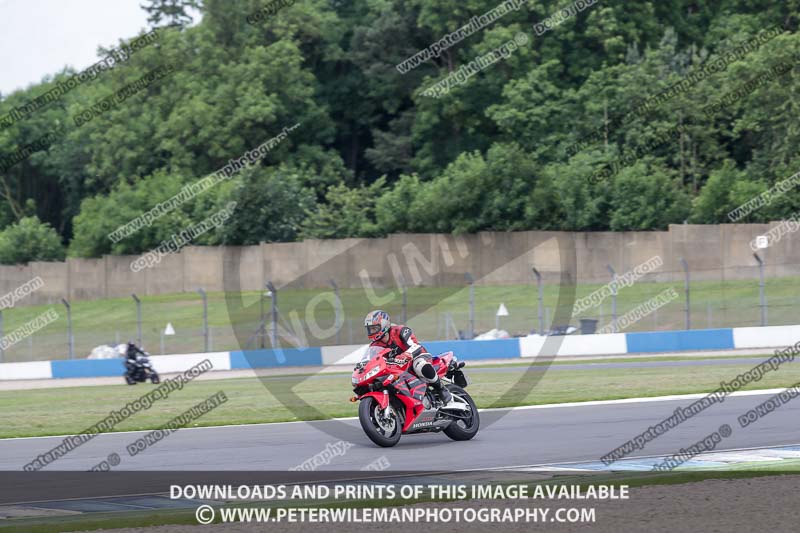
0, 0, 198, 96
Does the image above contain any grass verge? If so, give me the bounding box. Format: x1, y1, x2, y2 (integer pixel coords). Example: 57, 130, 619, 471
1, 356, 798, 439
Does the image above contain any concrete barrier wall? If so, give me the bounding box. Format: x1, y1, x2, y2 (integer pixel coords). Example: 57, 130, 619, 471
106, 255, 146, 298
519, 333, 628, 357
0, 361, 52, 380
2, 224, 799, 304
6, 325, 799, 381
733, 325, 800, 349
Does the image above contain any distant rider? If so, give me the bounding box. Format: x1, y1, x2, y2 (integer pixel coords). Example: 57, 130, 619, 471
364, 310, 453, 405
119, 341, 149, 375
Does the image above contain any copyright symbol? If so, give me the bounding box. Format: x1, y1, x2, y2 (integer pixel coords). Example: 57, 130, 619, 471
515, 32, 529, 46
719, 424, 732, 438
108, 453, 120, 466
196, 504, 215, 524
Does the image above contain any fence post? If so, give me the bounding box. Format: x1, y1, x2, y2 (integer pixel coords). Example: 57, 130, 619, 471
464, 272, 474, 339
329, 279, 342, 345
259, 282, 267, 349
606, 265, 617, 333
531, 267, 544, 335
61, 298, 74, 360
753, 253, 767, 326
679, 258, 690, 330
196, 288, 208, 352
131, 293, 142, 346
266, 281, 277, 346
398, 274, 408, 324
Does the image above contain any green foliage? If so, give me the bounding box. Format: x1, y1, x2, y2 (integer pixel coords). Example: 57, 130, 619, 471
690, 160, 754, 223
608, 161, 690, 230
1, 0, 799, 261
141, 0, 200, 28
69, 170, 202, 257
300, 178, 385, 239
0, 216, 65, 264
218, 166, 316, 245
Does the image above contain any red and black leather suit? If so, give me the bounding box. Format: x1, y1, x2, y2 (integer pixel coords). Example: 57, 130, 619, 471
370, 324, 452, 403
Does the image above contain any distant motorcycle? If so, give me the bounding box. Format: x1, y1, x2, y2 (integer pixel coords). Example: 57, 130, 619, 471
125, 355, 161, 385
351, 346, 479, 447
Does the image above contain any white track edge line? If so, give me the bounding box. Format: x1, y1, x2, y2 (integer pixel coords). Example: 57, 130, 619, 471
1, 388, 787, 442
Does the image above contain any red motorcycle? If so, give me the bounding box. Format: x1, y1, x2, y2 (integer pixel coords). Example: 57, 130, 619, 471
351, 346, 479, 447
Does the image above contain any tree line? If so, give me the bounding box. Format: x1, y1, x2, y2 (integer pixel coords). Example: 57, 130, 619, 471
1, 0, 799, 264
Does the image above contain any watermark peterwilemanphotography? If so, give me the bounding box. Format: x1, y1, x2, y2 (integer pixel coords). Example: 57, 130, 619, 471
0, 29, 161, 129
130, 202, 238, 272
0, 276, 45, 310
397, 0, 531, 74
573, 256, 662, 315
289, 441, 354, 471
729, 169, 800, 222
565, 25, 783, 159
602, 341, 800, 464
23, 359, 213, 471
749, 213, 800, 251
703, 59, 796, 117
0, 129, 63, 173
109, 123, 300, 243
534, 0, 599, 36
650, 425, 732, 472
246, 0, 296, 24
421, 33, 528, 98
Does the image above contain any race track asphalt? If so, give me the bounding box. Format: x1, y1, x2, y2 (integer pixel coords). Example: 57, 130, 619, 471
1, 389, 797, 472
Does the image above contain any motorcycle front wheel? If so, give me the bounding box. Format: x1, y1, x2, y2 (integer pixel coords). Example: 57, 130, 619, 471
149, 372, 160, 384
358, 396, 402, 447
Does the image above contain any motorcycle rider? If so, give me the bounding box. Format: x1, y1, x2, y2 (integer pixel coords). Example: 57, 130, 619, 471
364, 310, 453, 406
119, 341, 150, 378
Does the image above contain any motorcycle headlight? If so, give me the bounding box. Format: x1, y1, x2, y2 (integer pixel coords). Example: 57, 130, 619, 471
359, 367, 380, 382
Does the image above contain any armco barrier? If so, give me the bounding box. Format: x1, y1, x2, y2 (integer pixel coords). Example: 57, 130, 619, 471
51, 358, 125, 379
149, 352, 230, 373
321, 344, 366, 366
733, 325, 800, 349
519, 333, 627, 358
320, 339, 520, 366
0, 361, 52, 380
1, 326, 798, 380
229, 347, 323, 369
425, 339, 520, 360
626, 328, 734, 353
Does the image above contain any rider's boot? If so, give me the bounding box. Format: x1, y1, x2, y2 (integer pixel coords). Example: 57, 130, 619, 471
431, 378, 453, 406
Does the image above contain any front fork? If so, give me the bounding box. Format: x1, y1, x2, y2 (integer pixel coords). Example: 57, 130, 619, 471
354, 389, 390, 410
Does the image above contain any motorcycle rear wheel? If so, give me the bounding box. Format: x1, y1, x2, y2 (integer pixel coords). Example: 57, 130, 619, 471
443, 385, 479, 441
359, 397, 402, 447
